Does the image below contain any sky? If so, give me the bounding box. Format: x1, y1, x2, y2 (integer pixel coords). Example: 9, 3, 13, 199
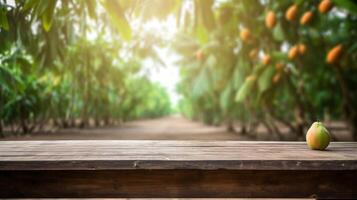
143, 48, 181, 107
139, 16, 181, 107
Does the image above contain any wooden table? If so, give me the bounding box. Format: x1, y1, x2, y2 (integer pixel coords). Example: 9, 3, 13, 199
0, 140, 356, 199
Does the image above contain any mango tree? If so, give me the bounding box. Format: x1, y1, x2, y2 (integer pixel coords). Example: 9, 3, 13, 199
173, 0, 357, 140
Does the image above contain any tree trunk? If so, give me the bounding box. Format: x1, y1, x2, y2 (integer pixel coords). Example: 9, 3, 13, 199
240, 124, 247, 135
225, 118, 236, 133
335, 66, 357, 141
21, 119, 29, 134
0, 120, 4, 138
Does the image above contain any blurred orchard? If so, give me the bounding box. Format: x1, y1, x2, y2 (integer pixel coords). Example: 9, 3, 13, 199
0, 0, 357, 140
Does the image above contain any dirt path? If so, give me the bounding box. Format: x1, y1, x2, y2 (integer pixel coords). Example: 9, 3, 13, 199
2, 115, 352, 141
3, 115, 250, 140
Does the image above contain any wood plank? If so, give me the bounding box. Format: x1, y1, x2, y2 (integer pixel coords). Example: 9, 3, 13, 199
1, 141, 356, 198
0, 141, 357, 170
0, 169, 356, 199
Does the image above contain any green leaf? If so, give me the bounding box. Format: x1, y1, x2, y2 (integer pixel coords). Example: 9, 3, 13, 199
272, 51, 288, 60
220, 82, 232, 112
232, 60, 250, 89
86, 0, 97, 19
195, 24, 209, 44
101, 0, 132, 41
198, 0, 216, 31
36, 0, 50, 18
273, 22, 285, 42
258, 67, 275, 93
307, 27, 320, 39
348, 41, 357, 54
333, 0, 357, 15
235, 77, 255, 102
192, 67, 211, 98
0, 7, 9, 31
193, 0, 210, 44
23, 0, 39, 11
41, 0, 57, 32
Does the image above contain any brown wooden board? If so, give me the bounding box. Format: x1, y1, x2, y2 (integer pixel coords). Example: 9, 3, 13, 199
0, 170, 356, 199
0, 141, 357, 198
0, 141, 357, 170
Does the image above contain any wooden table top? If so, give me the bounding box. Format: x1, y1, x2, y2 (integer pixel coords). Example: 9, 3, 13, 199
0, 140, 356, 170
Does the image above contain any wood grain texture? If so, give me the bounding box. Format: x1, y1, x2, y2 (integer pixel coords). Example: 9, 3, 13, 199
0, 170, 356, 199
0, 140, 357, 170
1, 141, 357, 198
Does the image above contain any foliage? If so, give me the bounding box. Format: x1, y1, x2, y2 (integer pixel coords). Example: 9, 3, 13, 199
1, 0, 357, 141
173, 0, 357, 140
0, 0, 172, 135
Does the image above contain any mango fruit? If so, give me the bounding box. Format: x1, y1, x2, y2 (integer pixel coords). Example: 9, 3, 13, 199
285, 4, 298, 21
319, 0, 333, 14
195, 50, 203, 61
262, 54, 271, 65
240, 28, 251, 42
288, 45, 299, 60
272, 73, 281, 84
266, 11, 276, 29
327, 44, 343, 64
249, 49, 258, 60
298, 44, 306, 55
275, 62, 284, 71
306, 122, 331, 150
300, 11, 313, 25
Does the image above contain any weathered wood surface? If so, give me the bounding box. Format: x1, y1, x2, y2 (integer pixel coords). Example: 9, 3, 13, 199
1, 170, 356, 199
0, 140, 357, 199
0, 140, 357, 170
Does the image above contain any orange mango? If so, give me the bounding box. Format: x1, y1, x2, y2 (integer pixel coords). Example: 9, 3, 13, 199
272, 73, 281, 83
240, 28, 251, 42
195, 50, 203, 60
266, 11, 276, 29
262, 54, 271, 65
306, 122, 330, 150
275, 63, 284, 71
300, 11, 313, 25
298, 44, 306, 55
285, 4, 298, 21
249, 49, 258, 60
319, 0, 333, 14
326, 44, 343, 64
288, 45, 299, 60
